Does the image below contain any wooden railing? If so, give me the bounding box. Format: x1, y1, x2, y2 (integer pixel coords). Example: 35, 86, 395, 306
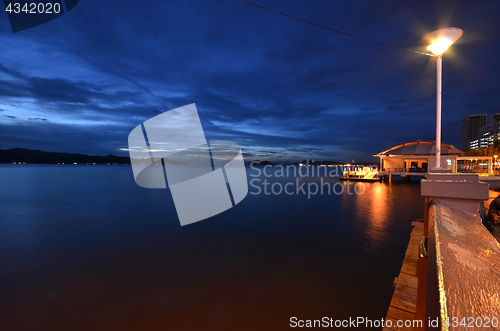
417, 199, 500, 330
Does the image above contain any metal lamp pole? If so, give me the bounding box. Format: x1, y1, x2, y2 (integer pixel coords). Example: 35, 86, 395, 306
436, 55, 442, 168
420, 27, 463, 169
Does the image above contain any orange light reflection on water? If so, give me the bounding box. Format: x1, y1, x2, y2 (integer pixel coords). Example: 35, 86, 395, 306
346, 182, 393, 252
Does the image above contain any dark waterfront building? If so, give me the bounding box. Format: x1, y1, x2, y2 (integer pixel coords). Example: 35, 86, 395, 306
466, 113, 500, 150
461, 114, 487, 150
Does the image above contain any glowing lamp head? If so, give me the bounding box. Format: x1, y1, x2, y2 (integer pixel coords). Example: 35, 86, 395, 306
419, 27, 463, 56
427, 37, 453, 55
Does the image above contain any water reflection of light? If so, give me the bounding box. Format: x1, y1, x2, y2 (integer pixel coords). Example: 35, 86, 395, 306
354, 183, 392, 252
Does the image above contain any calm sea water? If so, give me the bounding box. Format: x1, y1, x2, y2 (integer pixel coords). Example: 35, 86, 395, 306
0, 165, 424, 331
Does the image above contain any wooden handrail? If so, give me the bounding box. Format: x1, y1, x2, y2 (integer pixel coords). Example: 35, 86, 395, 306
421, 200, 500, 330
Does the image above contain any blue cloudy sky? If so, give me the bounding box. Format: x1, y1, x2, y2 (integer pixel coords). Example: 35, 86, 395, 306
0, 0, 499, 163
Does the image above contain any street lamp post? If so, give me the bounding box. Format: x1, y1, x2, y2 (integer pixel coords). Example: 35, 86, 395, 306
419, 28, 463, 169
436, 54, 442, 168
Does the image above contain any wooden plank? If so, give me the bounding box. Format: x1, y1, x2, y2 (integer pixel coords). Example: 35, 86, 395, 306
405, 244, 419, 258
390, 290, 417, 313
410, 229, 423, 238
400, 264, 418, 276
385, 221, 424, 331
408, 238, 420, 246
406, 241, 419, 249
413, 228, 424, 235
403, 255, 419, 265
410, 234, 422, 242
406, 243, 419, 252
412, 220, 424, 226
407, 243, 420, 254
400, 257, 418, 276
400, 265, 417, 277
410, 231, 423, 241
394, 273, 418, 289
405, 252, 418, 260
405, 251, 419, 261
407, 239, 419, 246
386, 306, 415, 321
395, 283, 418, 297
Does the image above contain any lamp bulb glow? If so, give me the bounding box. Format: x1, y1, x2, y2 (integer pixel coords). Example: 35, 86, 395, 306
426, 38, 453, 55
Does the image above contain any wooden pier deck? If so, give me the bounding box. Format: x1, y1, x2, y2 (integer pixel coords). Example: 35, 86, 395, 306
383, 220, 423, 331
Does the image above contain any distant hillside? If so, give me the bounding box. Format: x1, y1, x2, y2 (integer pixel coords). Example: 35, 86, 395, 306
291, 160, 342, 166
0, 148, 131, 164
245, 160, 277, 166
244, 160, 345, 166
1, 149, 348, 166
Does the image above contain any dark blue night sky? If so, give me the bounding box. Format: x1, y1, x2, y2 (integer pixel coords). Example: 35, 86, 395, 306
1, 0, 499, 163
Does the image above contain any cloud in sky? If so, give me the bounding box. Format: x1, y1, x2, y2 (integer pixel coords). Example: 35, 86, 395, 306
0, 0, 499, 163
